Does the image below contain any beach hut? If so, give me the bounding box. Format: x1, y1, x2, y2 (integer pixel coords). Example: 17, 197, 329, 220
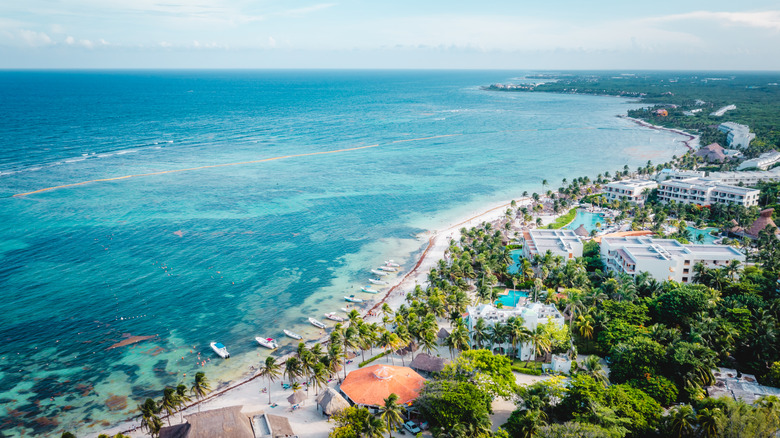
436, 328, 450, 345
339, 364, 426, 412
287, 390, 307, 405
409, 353, 449, 376
316, 387, 351, 416
159, 406, 254, 438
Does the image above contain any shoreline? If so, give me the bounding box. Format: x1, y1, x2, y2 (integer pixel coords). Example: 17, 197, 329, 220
97, 115, 693, 438
622, 116, 699, 151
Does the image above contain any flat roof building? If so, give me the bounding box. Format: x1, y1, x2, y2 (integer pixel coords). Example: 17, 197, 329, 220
600, 236, 745, 283
655, 169, 706, 182
707, 169, 780, 186
738, 150, 780, 171
522, 229, 583, 260
657, 177, 760, 207
603, 179, 658, 204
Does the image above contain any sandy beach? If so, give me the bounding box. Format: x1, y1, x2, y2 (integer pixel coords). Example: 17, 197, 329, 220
97, 195, 537, 438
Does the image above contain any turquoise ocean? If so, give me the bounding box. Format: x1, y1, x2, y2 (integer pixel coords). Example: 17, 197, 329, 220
0, 70, 687, 436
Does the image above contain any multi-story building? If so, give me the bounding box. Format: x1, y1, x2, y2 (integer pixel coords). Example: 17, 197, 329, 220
707, 169, 780, 186
719, 122, 756, 148
657, 177, 760, 207
521, 229, 583, 260
600, 236, 745, 283
655, 169, 706, 182
738, 150, 780, 171
603, 179, 658, 204
466, 302, 565, 360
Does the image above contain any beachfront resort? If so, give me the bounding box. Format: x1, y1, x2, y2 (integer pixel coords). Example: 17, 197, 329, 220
90, 131, 780, 438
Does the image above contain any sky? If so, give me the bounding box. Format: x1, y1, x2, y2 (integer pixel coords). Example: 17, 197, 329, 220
1, 0, 779, 69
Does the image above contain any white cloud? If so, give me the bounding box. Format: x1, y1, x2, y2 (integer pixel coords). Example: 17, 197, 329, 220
276, 3, 336, 17
18, 29, 52, 46
268, 36, 276, 47
649, 10, 780, 31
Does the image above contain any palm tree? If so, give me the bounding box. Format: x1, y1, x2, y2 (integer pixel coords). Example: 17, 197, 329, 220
507, 316, 532, 359
175, 384, 192, 421
159, 387, 180, 426
394, 325, 412, 366
379, 330, 400, 364
580, 355, 608, 385
528, 327, 551, 366
259, 356, 282, 404
363, 415, 388, 438
668, 404, 697, 438
311, 362, 329, 395
284, 357, 302, 385
138, 398, 162, 435
342, 325, 359, 380
472, 317, 488, 349
190, 372, 210, 412
379, 393, 405, 438
576, 314, 594, 350
696, 407, 722, 438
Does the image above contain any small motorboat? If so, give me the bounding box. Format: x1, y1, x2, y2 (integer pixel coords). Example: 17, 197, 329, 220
210, 342, 230, 359
361, 286, 380, 294
377, 266, 397, 272
340, 307, 350, 313
325, 312, 345, 322
344, 295, 363, 303
368, 278, 388, 285
308, 317, 327, 329
384, 260, 400, 267
284, 330, 302, 340
255, 337, 278, 349
370, 269, 389, 276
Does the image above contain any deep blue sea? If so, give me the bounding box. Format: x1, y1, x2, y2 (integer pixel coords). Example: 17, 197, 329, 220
0, 70, 687, 436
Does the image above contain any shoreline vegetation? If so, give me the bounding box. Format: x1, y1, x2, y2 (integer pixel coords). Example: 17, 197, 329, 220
96, 75, 776, 436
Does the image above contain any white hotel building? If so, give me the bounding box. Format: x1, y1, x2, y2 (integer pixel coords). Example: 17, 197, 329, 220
657, 178, 760, 207
466, 302, 565, 360
521, 229, 583, 260
600, 236, 745, 283
603, 179, 658, 204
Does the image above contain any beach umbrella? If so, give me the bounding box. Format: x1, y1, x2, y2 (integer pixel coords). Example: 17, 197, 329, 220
287, 390, 307, 405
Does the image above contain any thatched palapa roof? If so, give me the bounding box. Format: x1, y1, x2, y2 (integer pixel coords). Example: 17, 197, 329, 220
409, 353, 449, 373
159, 406, 254, 438
573, 224, 589, 237
436, 328, 450, 339
316, 387, 350, 416
746, 208, 779, 238
287, 390, 307, 405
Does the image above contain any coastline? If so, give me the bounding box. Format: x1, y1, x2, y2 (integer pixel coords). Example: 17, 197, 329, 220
622, 116, 699, 151
99, 197, 524, 437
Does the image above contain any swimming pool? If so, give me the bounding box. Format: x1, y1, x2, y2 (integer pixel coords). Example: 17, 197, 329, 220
495, 290, 529, 307
507, 249, 523, 274
565, 210, 607, 233
687, 226, 719, 244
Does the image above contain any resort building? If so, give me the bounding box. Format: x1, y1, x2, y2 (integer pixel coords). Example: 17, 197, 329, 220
603, 179, 658, 204
339, 365, 425, 412
466, 302, 565, 361
738, 150, 780, 171
719, 122, 756, 148
707, 169, 780, 186
655, 169, 706, 182
656, 178, 760, 207
729, 208, 780, 239
158, 406, 295, 438
600, 236, 745, 283
521, 229, 583, 260
694, 143, 742, 163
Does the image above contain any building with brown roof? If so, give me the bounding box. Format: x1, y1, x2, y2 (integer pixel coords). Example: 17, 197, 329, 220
409, 353, 449, 375
731, 208, 780, 239
339, 365, 425, 411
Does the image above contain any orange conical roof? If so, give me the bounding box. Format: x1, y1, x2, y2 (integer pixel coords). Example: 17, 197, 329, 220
340, 364, 426, 406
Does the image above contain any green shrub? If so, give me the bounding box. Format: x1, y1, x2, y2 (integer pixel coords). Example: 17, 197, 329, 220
358, 351, 386, 367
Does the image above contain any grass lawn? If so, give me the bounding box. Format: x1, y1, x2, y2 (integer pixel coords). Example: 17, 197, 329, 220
547, 207, 578, 229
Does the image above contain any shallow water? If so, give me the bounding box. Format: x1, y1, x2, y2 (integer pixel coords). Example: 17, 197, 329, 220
0, 70, 687, 436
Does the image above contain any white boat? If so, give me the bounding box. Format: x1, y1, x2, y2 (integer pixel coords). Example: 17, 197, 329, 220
368, 278, 388, 285
340, 307, 350, 313
255, 337, 278, 349
344, 295, 364, 303
210, 342, 230, 359
284, 330, 302, 340
325, 312, 345, 322
377, 266, 397, 272
308, 317, 327, 329
370, 269, 389, 276
384, 260, 400, 267
361, 286, 380, 294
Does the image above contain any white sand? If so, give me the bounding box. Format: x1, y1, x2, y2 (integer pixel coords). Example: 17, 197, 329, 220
96, 196, 556, 438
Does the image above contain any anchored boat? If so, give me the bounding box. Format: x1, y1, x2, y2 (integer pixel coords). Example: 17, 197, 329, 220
284, 330, 302, 340
255, 337, 278, 349
308, 317, 327, 329
210, 342, 230, 359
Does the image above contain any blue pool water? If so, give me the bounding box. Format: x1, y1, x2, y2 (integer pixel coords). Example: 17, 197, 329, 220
688, 226, 719, 244
496, 290, 529, 307
0, 70, 689, 436
565, 210, 607, 233
507, 249, 524, 274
